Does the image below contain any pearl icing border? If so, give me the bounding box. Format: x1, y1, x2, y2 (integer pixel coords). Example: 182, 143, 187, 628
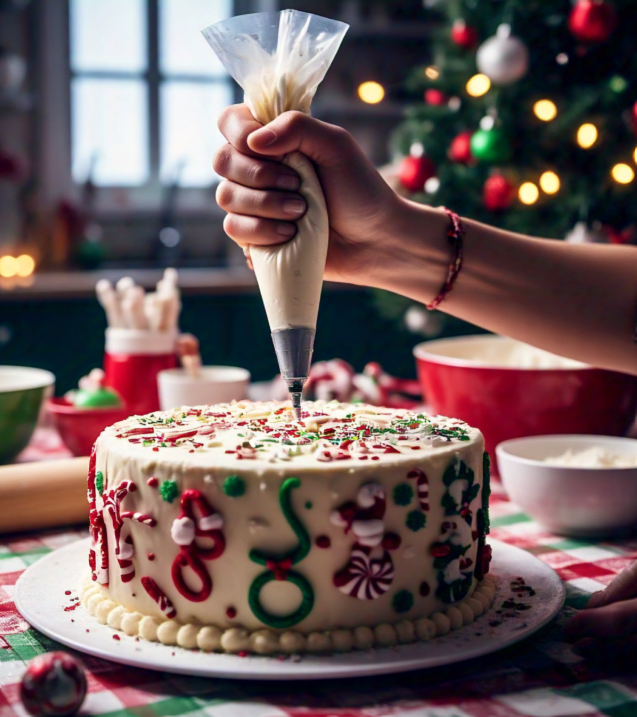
79, 577, 497, 655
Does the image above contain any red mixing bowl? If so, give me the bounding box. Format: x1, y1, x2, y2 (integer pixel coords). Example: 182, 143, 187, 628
47, 397, 131, 457
414, 335, 637, 461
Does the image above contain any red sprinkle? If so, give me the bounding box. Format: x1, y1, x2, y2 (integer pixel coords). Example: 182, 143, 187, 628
64, 590, 71, 595
419, 581, 431, 597
113, 634, 120, 641
371, 456, 380, 461
148, 553, 155, 561
147, 477, 159, 487
411, 446, 421, 450
226, 607, 237, 619
382, 532, 401, 551
64, 604, 79, 612
431, 544, 451, 558
86, 629, 90, 633
152, 447, 159, 452
315, 535, 331, 549
238, 651, 248, 658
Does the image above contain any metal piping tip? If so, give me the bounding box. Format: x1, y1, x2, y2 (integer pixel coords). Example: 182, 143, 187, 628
271, 327, 315, 422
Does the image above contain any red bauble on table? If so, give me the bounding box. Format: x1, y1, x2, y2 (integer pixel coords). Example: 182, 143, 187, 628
398, 155, 436, 193
20, 652, 87, 717
568, 0, 617, 43
451, 19, 479, 48
448, 131, 474, 164
424, 88, 447, 106
483, 174, 515, 211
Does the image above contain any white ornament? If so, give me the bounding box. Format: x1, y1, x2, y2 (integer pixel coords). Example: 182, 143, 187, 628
404, 305, 444, 338
476, 24, 529, 86
448, 96, 461, 112
424, 177, 440, 194
565, 221, 607, 244
409, 142, 424, 158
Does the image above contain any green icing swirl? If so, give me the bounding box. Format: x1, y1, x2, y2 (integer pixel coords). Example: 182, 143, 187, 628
248, 477, 314, 629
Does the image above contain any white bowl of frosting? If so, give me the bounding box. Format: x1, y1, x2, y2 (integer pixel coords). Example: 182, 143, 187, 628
496, 434, 637, 538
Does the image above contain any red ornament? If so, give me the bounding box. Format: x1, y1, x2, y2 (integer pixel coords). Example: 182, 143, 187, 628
451, 19, 478, 48
424, 88, 447, 106
568, 0, 617, 43
398, 155, 436, 193
448, 131, 474, 164
483, 174, 516, 211
21, 652, 87, 717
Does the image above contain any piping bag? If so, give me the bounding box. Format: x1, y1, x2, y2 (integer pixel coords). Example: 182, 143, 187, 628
203, 10, 348, 419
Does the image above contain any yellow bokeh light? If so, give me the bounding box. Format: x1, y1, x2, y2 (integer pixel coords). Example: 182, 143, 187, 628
425, 66, 439, 80
0, 256, 19, 278
611, 163, 634, 184
633, 147, 637, 164
466, 74, 490, 98
539, 171, 560, 194
357, 81, 385, 104
577, 123, 598, 149
533, 100, 557, 121
16, 254, 35, 277
519, 182, 539, 205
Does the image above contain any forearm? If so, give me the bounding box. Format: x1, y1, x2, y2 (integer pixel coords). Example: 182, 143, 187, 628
371, 200, 637, 374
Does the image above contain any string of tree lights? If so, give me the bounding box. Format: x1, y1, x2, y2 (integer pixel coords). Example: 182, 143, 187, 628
376, 0, 637, 335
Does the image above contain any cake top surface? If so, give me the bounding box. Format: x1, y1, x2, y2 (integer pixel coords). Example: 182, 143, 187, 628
100, 400, 481, 468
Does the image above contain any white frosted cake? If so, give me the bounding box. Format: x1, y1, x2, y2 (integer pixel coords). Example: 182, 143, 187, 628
81, 401, 494, 654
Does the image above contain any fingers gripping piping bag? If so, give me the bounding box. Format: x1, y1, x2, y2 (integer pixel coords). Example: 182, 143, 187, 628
202, 10, 348, 419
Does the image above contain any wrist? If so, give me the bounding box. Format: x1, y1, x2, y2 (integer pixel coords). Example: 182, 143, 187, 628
370, 199, 450, 301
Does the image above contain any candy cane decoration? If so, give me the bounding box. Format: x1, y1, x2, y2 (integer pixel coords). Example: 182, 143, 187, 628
103, 480, 156, 583
89, 509, 109, 585
120, 511, 157, 527
333, 543, 394, 600
407, 468, 429, 511
141, 577, 177, 619
171, 489, 225, 602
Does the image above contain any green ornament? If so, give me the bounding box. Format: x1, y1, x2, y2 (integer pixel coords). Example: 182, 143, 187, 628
393, 483, 414, 506
223, 475, 246, 498
248, 477, 314, 629
470, 128, 511, 163
609, 75, 627, 93
74, 387, 122, 408
160, 479, 179, 503
406, 510, 426, 532
95, 471, 104, 495
392, 589, 414, 614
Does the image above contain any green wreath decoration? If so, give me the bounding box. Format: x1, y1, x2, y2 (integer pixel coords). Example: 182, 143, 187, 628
247, 477, 314, 629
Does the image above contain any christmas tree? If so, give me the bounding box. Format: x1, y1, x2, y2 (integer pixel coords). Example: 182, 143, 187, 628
379, 0, 637, 333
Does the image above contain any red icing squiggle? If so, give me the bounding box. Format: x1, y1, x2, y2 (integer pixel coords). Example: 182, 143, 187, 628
171, 489, 225, 602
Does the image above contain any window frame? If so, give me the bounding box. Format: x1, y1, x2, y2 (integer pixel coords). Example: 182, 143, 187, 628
38, 0, 264, 217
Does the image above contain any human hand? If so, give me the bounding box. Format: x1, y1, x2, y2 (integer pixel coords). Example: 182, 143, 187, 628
213, 104, 421, 286
563, 559, 637, 657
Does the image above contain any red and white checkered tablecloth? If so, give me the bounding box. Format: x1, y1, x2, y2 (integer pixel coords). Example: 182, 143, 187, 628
1, 435, 637, 716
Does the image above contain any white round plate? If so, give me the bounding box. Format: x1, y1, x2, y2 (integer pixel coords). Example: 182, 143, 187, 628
15, 538, 564, 680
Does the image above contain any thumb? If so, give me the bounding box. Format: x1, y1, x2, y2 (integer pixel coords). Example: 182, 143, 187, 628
247, 111, 352, 169
586, 560, 637, 609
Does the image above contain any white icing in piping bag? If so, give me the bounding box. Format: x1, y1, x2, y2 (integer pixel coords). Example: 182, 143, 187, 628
203, 10, 348, 419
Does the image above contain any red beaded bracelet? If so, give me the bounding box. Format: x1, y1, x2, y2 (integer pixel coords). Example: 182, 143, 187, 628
426, 207, 465, 311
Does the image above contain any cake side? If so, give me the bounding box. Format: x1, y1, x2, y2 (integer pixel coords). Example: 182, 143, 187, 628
86, 400, 491, 652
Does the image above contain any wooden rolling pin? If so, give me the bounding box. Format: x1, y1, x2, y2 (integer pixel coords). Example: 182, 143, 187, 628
0, 458, 89, 534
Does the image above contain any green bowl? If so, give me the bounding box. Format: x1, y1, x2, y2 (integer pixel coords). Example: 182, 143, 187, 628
0, 366, 55, 464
